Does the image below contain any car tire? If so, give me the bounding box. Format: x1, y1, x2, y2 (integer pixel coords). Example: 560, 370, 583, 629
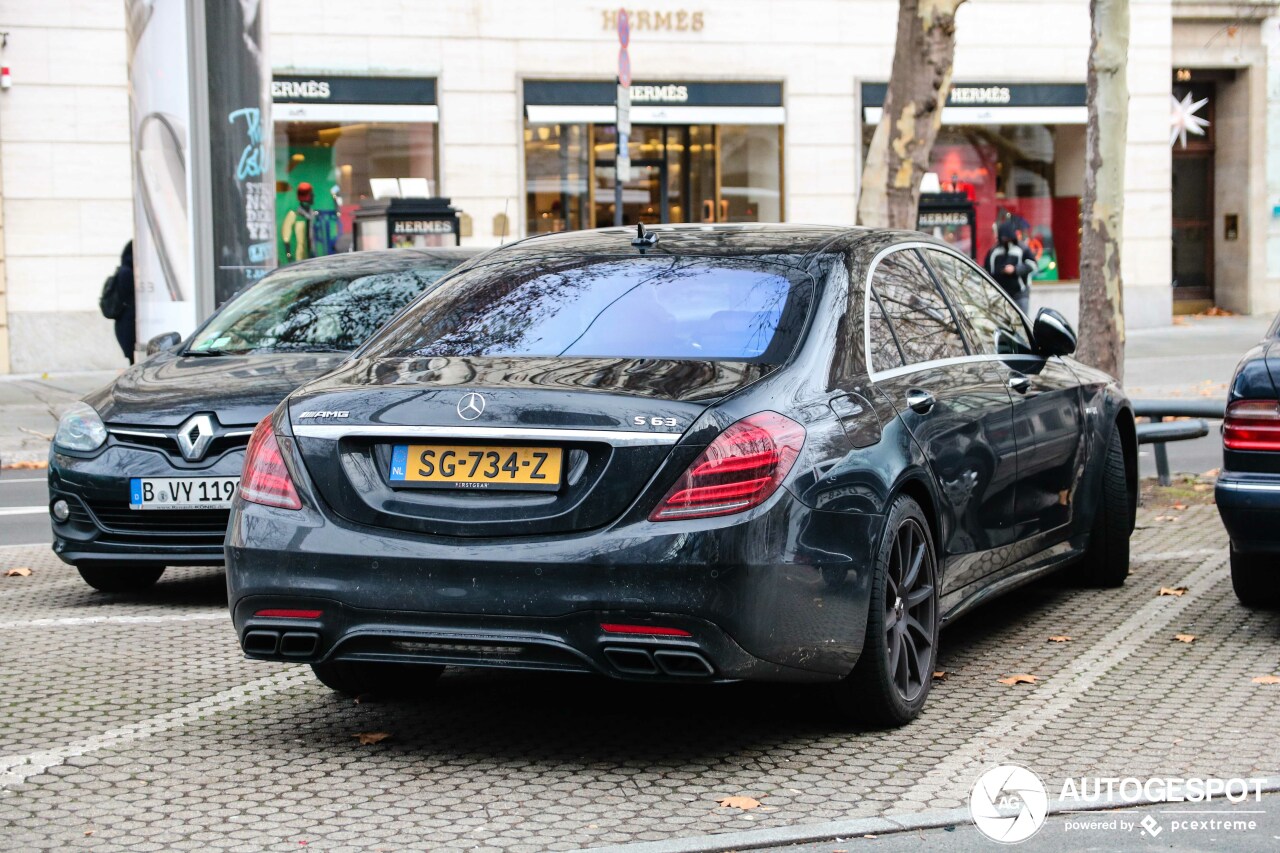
76, 565, 165, 593
310, 660, 445, 699
836, 494, 939, 728
1230, 549, 1279, 608
1079, 427, 1131, 588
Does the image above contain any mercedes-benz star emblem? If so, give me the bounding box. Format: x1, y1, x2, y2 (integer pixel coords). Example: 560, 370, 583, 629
175, 413, 216, 462
456, 392, 486, 421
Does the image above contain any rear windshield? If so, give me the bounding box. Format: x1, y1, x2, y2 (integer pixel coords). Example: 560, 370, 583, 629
361, 255, 813, 362
187, 261, 460, 355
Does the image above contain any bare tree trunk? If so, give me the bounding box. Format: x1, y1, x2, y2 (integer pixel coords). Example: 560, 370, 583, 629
1076, 0, 1129, 380
858, 0, 966, 229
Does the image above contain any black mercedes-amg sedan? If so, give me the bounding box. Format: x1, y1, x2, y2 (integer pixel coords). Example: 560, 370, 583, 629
1216, 313, 1280, 607
226, 225, 1135, 726
50, 248, 478, 593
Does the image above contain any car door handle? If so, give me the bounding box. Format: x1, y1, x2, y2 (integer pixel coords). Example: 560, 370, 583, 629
1007, 373, 1031, 394
906, 389, 936, 414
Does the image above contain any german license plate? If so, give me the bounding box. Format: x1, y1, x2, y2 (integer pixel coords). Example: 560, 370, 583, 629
389, 444, 563, 491
129, 477, 239, 510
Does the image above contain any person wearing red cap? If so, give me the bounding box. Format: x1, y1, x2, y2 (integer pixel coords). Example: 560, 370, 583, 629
281, 182, 316, 263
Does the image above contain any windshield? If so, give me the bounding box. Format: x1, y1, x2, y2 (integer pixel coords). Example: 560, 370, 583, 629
362, 255, 813, 363
188, 263, 457, 355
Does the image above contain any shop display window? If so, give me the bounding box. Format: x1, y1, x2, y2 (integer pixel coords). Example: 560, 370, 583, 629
881, 124, 1084, 281
524, 121, 783, 234
274, 121, 437, 263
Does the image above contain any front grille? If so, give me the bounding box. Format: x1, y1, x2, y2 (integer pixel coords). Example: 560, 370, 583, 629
83, 500, 230, 543
110, 430, 251, 463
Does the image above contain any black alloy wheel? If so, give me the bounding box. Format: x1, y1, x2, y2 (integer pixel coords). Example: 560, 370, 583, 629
883, 515, 938, 704
1078, 426, 1132, 587
837, 495, 939, 727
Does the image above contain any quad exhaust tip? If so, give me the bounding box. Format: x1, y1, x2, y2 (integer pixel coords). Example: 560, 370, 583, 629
602, 646, 714, 678
242, 629, 320, 659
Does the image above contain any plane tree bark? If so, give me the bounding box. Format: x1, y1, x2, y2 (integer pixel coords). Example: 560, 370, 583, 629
857, 0, 967, 229
1076, 0, 1129, 380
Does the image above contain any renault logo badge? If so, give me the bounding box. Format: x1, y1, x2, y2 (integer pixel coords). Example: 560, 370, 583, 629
457, 392, 486, 421
175, 413, 216, 461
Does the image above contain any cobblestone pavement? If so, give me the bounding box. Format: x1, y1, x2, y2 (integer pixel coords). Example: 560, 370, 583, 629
1, 505, 1277, 852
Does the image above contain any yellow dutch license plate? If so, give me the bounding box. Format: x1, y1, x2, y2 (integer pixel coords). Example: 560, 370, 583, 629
388, 444, 563, 491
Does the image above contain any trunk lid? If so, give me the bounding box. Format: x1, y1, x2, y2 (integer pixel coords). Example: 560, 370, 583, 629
288, 356, 766, 537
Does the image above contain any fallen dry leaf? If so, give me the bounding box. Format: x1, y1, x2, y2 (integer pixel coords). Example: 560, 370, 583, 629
84, 830, 94, 837
1048, 636, 1071, 643
4, 567, 32, 577
1192, 484, 1212, 492
1252, 675, 1280, 685
1174, 634, 1196, 643
1172, 316, 1190, 326
353, 732, 391, 745
1202, 468, 1220, 478
1159, 586, 1189, 597
1170, 503, 1188, 511
932, 670, 947, 680
1058, 489, 1070, 506
998, 674, 1038, 686
1154, 515, 1179, 522
718, 796, 762, 810
0, 459, 47, 470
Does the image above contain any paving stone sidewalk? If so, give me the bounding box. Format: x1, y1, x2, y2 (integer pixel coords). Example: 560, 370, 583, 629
0, 504, 1275, 852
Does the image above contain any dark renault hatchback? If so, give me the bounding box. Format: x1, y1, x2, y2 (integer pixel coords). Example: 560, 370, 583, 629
227, 225, 1135, 726
50, 249, 477, 592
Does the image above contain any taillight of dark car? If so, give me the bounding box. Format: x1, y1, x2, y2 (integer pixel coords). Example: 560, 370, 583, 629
649, 412, 805, 521
1223, 400, 1280, 451
240, 418, 302, 510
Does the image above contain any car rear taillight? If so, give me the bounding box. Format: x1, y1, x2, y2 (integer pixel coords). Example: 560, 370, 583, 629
240, 417, 302, 510
1223, 400, 1280, 451
649, 411, 805, 521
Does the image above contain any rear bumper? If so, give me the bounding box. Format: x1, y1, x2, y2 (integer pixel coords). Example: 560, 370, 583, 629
232, 600, 829, 684
226, 492, 882, 683
1216, 472, 1280, 553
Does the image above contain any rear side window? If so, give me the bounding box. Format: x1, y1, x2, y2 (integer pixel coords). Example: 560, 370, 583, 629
924, 249, 1033, 356
363, 256, 813, 363
869, 249, 968, 368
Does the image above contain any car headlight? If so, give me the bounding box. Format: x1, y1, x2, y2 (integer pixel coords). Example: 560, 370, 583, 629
54, 402, 108, 452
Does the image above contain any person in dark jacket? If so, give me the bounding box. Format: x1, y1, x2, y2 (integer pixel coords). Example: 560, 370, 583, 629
110, 242, 137, 364
983, 221, 1038, 315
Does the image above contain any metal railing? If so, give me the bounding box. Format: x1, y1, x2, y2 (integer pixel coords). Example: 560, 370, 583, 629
1131, 398, 1225, 487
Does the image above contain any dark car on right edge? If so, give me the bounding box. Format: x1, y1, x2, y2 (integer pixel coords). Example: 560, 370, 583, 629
226, 224, 1136, 727
1216, 314, 1280, 607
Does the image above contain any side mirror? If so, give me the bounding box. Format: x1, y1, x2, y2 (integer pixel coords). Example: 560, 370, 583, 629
1032, 308, 1077, 357
145, 331, 182, 356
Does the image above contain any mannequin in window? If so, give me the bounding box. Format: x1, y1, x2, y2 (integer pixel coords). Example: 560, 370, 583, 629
281, 182, 316, 263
